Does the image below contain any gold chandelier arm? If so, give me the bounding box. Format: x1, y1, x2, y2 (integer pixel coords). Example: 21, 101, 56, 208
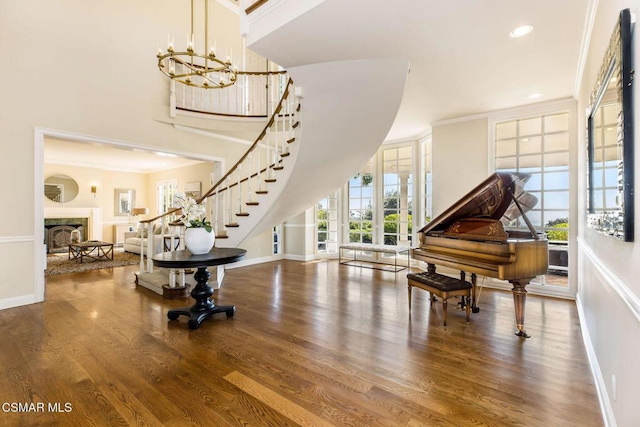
157, 0, 235, 89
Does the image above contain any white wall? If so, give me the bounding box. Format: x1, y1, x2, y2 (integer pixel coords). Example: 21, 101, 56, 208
576, 1, 640, 426
283, 209, 316, 261
431, 118, 489, 216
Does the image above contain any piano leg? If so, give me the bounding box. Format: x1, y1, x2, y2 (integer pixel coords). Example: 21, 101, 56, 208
470, 273, 480, 313
510, 279, 532, 338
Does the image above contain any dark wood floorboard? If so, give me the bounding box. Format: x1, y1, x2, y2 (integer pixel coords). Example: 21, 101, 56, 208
0, 260, 602, 426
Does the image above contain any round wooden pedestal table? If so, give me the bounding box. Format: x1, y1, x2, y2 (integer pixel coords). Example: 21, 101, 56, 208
152, 247, 246, 329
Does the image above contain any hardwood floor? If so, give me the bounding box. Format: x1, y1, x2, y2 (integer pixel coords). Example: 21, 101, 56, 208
1, 260, 602, 426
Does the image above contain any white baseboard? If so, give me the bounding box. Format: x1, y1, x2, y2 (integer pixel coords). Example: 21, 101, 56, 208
576, 292, 615, 427
226, 254, 283, 269
0, 294, 40, 310
284, 254, 315, 261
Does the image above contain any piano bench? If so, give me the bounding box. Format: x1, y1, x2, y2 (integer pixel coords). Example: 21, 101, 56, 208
407, 272, 472, 326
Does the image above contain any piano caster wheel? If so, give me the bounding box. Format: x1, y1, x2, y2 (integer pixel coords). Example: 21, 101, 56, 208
472, 306, 480, 313
515, 330, 531, 338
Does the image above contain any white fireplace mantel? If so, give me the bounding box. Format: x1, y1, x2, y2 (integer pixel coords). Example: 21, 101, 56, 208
44, 207, 102, 241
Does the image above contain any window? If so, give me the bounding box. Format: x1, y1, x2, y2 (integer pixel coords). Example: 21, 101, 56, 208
424, 138, 432, 224
316, 192, 339, 253
312, 141, 424, 268
495, 112, 570, 284
273, 225, 281, 254
348, 159, 374, 244
157, 179, 178, 216
382, 146, 413, 245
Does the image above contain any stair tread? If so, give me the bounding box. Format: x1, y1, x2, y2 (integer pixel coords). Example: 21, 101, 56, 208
287, 137, 295, 144
255, 190, 268, 194
280, 152, 290, 158
226, 223, 239, 227
272, 166, 284, 171
246, 202, 259, 206
236, 212, 250, 217
265, 179, 276, 183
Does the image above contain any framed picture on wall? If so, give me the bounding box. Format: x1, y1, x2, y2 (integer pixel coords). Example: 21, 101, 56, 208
114, 188, 135, 216
185, 181, 201, 199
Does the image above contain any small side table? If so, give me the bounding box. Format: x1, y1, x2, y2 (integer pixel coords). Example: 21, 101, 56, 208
152, 248, 246, 329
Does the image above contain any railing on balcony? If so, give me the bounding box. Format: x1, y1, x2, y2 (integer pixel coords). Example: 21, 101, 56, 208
172, 68, 289, 117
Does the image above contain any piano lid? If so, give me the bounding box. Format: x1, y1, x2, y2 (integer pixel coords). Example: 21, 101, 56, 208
419, 171, 537, 235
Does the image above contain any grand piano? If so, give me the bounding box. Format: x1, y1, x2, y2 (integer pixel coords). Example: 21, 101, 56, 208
411, 171, 548, 337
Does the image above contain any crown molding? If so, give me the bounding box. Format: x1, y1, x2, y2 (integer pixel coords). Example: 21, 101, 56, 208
574, 0, 600, 99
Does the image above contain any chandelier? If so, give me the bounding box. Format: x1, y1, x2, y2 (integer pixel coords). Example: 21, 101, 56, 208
157, 0, 237, 89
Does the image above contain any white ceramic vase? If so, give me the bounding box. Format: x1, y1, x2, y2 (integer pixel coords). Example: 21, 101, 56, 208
184, 227, 215, 255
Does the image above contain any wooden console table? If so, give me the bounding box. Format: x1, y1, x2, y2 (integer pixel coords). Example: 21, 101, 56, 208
152, 248, 246, 329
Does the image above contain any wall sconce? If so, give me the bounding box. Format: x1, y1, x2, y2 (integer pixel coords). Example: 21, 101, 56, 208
90, 185, 97, 197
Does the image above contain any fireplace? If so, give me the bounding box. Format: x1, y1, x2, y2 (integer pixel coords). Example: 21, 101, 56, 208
43, 207, 102, 253
44, 219, 88, 253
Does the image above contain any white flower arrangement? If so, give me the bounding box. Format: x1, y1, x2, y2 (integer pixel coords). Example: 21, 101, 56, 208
174, 193, 212, 232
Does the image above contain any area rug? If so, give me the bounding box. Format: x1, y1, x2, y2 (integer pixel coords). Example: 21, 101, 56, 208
45, 251, 142, 276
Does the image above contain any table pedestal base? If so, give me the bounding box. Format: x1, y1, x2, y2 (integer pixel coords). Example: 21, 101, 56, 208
167, 266, 235, 329
167, 304, 235, 329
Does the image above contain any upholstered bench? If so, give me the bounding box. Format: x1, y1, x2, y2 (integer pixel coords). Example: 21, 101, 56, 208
407, 272, 472, 326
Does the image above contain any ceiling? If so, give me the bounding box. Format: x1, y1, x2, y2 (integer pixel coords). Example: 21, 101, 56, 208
247, 0, 591, 141
45, 1, 591, 168
44, 137, 208, 174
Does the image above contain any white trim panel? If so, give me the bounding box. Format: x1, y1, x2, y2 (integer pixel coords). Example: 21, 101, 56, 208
0, 294, 40, 311
581, 239, 640, 323
0, 236, 35, 244
226, 254, 283, 269
576, 291, 615, 427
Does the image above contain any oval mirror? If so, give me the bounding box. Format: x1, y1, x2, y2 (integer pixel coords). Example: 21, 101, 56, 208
44, 174, 80, 203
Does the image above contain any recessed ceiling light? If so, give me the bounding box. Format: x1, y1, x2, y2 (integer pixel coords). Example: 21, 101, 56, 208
509, 25, 534, 38
528, 93, 542, 99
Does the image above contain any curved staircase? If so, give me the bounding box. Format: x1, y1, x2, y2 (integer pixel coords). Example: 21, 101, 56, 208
137, 57, 409, 293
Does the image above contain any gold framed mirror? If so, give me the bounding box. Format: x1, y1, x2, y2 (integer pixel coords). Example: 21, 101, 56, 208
114, 188, 136, 216
44, 174, 79, 203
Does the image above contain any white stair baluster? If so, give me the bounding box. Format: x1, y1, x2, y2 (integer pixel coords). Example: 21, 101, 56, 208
146, 222, 153, 273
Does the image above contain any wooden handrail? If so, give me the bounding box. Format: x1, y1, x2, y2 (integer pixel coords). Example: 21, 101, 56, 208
198, 78, 293, 202
245, 0, 269, 15
175, 107, 268, 118
236, 70, 287, 76
174, 70, 288, 119
145, 77, 295, 225
140, 207, 181, 224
